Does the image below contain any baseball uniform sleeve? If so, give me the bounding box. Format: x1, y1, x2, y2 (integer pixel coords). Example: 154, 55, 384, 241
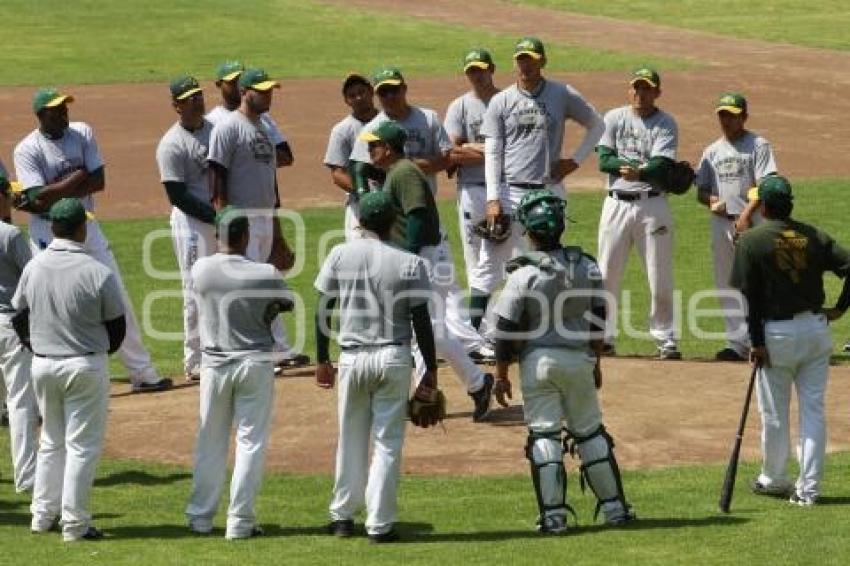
314, 246, 340, 294
13, 142, 47, 188
650, 115, 678, 160
155, 139, 185, 183
482, 97, 506, 201
74, 123, 105, 172
11, 268, 28, 311
819, 229, 850, 277
563, 85, 605, 163
100, 272, 126, 321
431, 112, 453, 154
207, 122, 235, 169
493, 268, 531, 324
323, 121, 353, 169
754, 139, 778, 181
479, 94, 505, 140
260, 113, 286, 147
597, 109, 618, 152
694, 150, 716, 192
9, 230, 32, 273
443, 97, 464, 141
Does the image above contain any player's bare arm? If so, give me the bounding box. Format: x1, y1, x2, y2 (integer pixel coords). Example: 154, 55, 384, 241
329, 165, 354, 193
208, 162, 228, 208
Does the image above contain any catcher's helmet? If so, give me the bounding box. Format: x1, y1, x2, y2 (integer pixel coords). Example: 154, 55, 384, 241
516, 189, 566, 239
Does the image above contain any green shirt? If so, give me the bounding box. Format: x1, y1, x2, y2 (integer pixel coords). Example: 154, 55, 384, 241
383, 158, 441, 250
730, 218, 850, 344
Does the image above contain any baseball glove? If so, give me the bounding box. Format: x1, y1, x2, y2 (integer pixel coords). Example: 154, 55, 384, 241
472, 214, 512, 243
12, 186, 47, 213
408, 386, 446, 428
661, 161, 695, 195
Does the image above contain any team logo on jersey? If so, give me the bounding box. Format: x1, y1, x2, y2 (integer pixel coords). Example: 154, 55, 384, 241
774, 230, 809, 284
404, 129, 425, 157
251, 132, 274, 164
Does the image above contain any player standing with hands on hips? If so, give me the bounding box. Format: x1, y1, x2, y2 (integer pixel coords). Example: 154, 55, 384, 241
595, 68, 681, 359
696, 92, 778, 362
731, 175, 850, 506
480, 37, 604, 318
491, 189, 634, 534
315, 191, 438, 543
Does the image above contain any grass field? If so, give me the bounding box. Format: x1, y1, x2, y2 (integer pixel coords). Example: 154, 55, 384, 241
0, 0, 689, 86
510, 0, 850, 51
104, 178, 850, 379
2, 433, 850, 564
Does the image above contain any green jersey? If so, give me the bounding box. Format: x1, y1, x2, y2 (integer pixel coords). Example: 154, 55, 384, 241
383, 158, 441, 250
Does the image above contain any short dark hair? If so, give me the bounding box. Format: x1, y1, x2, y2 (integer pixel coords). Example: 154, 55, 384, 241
215, 207, 251, 247
51, 220, 83, 238
764, 200, 793, 220
342, 74, 371, 96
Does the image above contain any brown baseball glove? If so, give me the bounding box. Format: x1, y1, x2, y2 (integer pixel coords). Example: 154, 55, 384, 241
661, 161, 695, 195
472, 214, 511, 243
408, 385, 446, 428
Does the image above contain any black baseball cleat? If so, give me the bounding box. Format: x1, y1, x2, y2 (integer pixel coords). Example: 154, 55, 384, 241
327, 519, 354, 538
368, 529, 399, 544
132, 378, 174, 394
715, 348, 747, 362
601, 343, 616, 357
469, 374, 494, 422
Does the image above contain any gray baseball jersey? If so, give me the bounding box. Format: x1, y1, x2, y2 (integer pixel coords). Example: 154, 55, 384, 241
444, 91, 488, 185
481, 80, 602, 184
156, 120, 214, 202
0, 223, 32, 313
206, 105, 287, 146
323, 114, 369, 169
207, 111, 277, 209
314, 237, 430, 348
494, 247, 604, 354
349, 107, 452, 193
12, 238, 124, 356
598, 105, 678, 193
695, 131, 777, 215
192, 253, 290, 360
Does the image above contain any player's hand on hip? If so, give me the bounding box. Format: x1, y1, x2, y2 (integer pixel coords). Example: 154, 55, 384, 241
553, 158, 579, 181
486, 200, 503, 231
824, 307, 845, 322
750, 346, 770, 368
493, 377, 512, 408
315, 362, 337, 389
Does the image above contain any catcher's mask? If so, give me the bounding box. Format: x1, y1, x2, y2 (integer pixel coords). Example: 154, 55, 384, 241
516, 189, 566, 240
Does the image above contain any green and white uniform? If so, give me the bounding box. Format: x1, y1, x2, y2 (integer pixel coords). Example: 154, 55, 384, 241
324, 114, 371, 239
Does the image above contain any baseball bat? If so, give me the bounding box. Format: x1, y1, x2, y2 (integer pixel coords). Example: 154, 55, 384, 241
718, 362, 759, 513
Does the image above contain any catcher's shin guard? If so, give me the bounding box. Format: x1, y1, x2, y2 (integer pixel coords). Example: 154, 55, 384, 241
566, 425, 633, 524
525, 429, 574, 530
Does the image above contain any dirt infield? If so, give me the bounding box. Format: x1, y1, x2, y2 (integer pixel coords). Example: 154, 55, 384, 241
104, 358, 850, 475
1, 1, 849, 220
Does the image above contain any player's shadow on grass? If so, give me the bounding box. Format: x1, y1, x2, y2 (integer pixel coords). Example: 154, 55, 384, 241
446, 404, 525, 427
94, 470, 191, 487
402, 516, 748, 543
814, 495, 850, 505
0, 511, 31, 526
107, 523, 330, 540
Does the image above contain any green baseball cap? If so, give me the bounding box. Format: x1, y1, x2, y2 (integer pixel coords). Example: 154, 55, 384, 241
216, 61, 244, 82
170, 75, 202, 101
463, 48, 494, 72
358, 191, 396, 228
32, 88, 74, 114
716, 92, 747, 115
513, 37, 545, 60
373, 66, 405, 90
214, 205, 250, 236
49, 197, 88, 226
358, 121, 407, 152
758, 175, 793, 205
630, 67, 660, 88
238, 68, 280, 91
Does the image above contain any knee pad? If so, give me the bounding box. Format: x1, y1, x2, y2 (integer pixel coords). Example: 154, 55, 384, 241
525, 429, 574, 523
567, 425, 632, 523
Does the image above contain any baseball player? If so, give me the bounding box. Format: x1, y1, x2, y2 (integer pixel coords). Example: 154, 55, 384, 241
481, 37, 604, 317
185, 207, 292, 539
323, 73, 379, 240
444, 48, 500, 330
0, 165, 38, 494
491, 189, 634, 533
360, 122, 494, 421
595, 68, 681, 359
696, 93, 778, 362
350, 66, 493, 363
315, 191, 436, 543
731, 175, 850, 506
12, 88, 171, 392
14, 198, 126, 541
156, 75, 217, 381
207, 68, 310, 371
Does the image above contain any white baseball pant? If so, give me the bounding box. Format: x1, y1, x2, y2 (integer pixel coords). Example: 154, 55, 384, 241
597, 193, 676, 344
28, 219, 160, 386
186, 357, 275, 538
170, 208, 216, 375
414, 238, 486, 393
329, 344, 411, 536
0, 314, 38, 493
344, 194, 361, 241
756, 311, 831, 499
456, 183, 488, 291
30, 353, 109, 541
710, 215, 749, 355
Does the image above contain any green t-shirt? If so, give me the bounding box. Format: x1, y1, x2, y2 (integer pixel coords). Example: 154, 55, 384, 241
383, 158, 441, 250
731, 218, 850, 329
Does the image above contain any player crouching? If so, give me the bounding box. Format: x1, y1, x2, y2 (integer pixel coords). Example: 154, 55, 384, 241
491, 189, 634, 533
